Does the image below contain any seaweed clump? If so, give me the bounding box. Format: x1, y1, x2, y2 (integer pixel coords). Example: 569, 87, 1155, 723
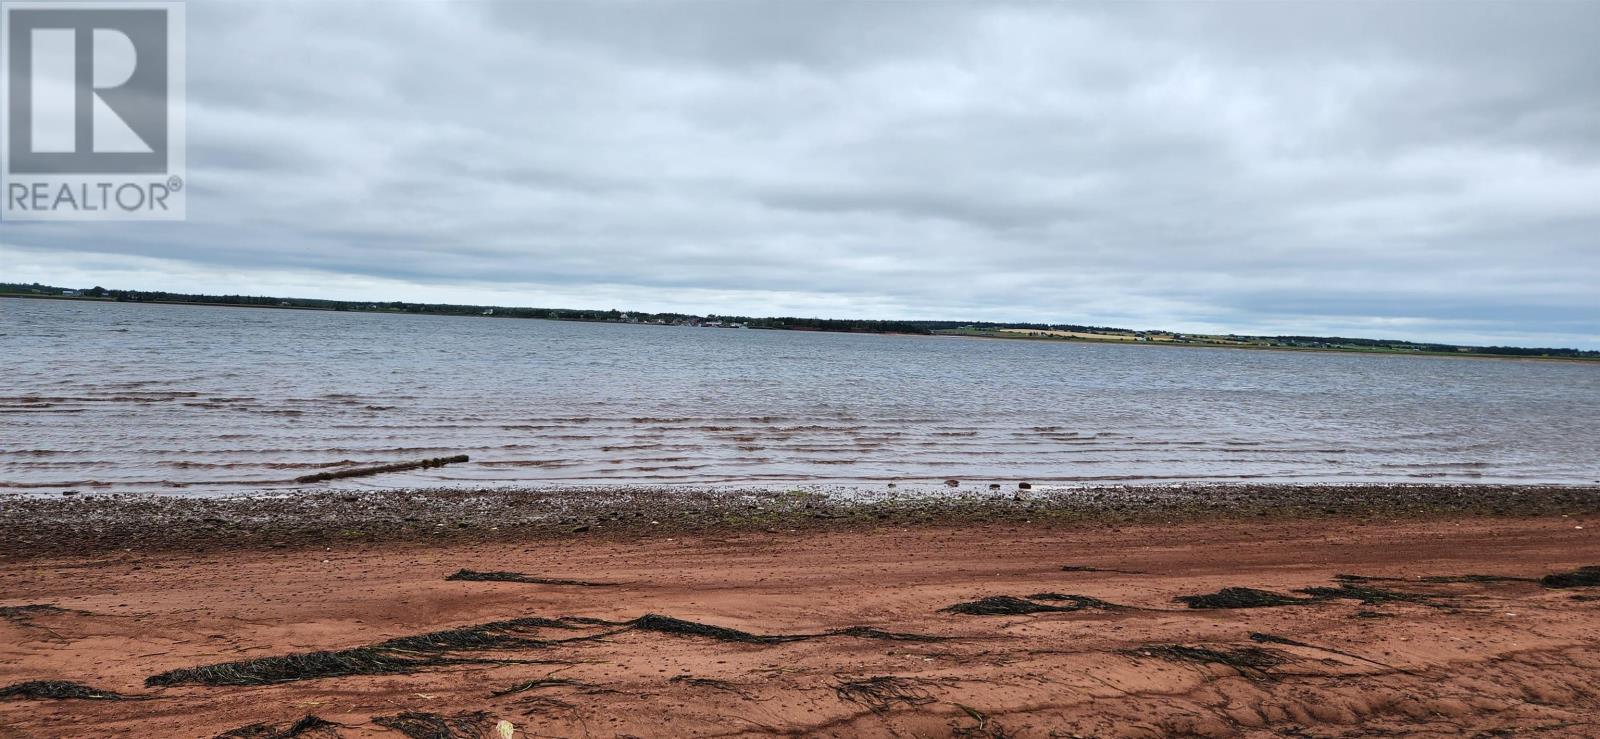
1061, 565, 1144, 574
148, 649, 467, 688
490, 677, 582, 697
1295, 584, 1448, 608
943, 595, 1118, 616
1540, 566, 1600, 589
1123, 644, 1285, 680
1025, 593, 1120, 610
0, 680, 125, 701
622, 614, 942, 644
628, 614, 799, 644
146, 617, 568, 687
834, 676, 935, 713
372, 711, 488, 739
215, 715, 341, 739
0, 604, 71, 625
374, 616, 568, 651
1174, 587, 1310, 609
828, 625, 946, 642
147, 611, 941, 689
1178, 582, 1450, 610
446, 569, 611, 587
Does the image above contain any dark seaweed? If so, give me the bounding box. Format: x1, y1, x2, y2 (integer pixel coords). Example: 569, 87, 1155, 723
1175, 587, 1310, 609
1024, 593, 1120, 610
623, 614, 943, 643
943, 595, 1119, 615
1540, 566, 1600, 589
1123, 644, 1285, 680
834, 676, 935, 713
215, 715, 341, 739
446, 569, 611, 587
0, 680, 125, 701
1295, 584, 1448, 608
371, 711, 488, 739
146, 618, 568, 687
491, 677, 582, 697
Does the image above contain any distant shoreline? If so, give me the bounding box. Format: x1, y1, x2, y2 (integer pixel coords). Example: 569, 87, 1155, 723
931, 325, 1600, 363
6, 292, 1596, 363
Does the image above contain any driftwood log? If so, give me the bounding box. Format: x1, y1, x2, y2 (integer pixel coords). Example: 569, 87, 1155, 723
294, 455, 469, 484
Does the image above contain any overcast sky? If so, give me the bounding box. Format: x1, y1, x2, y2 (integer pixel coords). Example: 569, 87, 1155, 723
4, 1, 1598, 347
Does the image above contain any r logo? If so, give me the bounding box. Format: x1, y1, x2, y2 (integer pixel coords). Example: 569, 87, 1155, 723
1, 1, 185, 220
6, 7, 168, 173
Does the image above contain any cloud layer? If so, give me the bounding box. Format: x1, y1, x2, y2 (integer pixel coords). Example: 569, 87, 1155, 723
5, 1, 1598, 347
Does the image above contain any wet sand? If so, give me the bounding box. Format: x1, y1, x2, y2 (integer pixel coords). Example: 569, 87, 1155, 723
3, 488, 1600, 737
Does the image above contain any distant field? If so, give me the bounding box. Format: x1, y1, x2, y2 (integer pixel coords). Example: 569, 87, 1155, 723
999, 328, 1140, 341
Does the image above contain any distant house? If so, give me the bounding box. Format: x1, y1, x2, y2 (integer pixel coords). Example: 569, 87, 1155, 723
482, 308, 494, 316
62, 290, 81, 296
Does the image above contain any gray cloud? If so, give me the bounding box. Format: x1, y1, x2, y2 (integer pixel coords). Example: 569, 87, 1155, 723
3, 0, 1598, 347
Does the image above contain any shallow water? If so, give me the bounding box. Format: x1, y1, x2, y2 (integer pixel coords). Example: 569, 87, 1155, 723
3, 298, 1598, 493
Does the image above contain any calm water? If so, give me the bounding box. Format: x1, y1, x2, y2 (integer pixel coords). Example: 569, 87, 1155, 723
4, 298, 1598, 493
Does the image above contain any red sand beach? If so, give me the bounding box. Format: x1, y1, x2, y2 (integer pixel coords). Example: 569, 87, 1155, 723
3, 487, 1599, 738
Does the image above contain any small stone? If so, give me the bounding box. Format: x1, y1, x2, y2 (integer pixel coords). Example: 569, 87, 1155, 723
1018, 482, 1033, 490
61, 490, 79, 496
572, 525, 590, 533
944, 479, 960, 487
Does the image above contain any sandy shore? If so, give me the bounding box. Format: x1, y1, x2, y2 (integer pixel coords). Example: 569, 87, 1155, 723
3, 486, 1599, 737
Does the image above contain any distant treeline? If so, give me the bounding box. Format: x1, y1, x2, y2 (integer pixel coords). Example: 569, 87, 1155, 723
3, 282, 1595, 358
1266, 335, 1598, 359
1, 283, 940, 334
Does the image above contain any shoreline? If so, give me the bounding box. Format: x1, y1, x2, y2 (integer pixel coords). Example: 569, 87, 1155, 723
931, 327, 1600, 363
5, 483, 1598, 560
9, 293, 1596, 363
